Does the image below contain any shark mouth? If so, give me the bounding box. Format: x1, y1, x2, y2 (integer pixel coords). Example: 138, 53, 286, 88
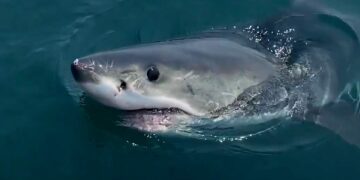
124, 107, 190, 116
109, 89, 206, 116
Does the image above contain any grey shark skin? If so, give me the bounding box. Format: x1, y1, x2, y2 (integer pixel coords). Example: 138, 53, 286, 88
71, 14, 360, 147
71, 37, 278, 116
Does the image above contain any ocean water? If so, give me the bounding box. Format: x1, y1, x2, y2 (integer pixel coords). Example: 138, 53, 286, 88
1, 0, 360, 179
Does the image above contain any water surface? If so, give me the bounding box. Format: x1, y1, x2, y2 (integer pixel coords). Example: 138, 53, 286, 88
1, 0, 360, 179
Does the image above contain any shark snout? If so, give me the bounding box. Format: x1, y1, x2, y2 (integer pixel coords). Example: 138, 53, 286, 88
71, 59, 99, 83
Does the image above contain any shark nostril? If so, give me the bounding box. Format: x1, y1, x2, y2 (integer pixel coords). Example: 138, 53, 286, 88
117, 80, 127, 91
120, 80, 127, 89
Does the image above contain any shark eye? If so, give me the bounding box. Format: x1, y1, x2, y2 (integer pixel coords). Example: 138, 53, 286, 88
147, 65, 160, 82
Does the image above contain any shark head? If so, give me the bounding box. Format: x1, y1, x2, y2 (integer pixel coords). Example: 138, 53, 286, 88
71, 37, 276, 116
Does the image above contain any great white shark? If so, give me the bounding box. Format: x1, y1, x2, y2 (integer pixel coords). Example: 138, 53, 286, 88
71, 12, 360, 147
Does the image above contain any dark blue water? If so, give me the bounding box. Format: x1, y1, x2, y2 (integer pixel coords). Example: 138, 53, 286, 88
1, 0, 360, 179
